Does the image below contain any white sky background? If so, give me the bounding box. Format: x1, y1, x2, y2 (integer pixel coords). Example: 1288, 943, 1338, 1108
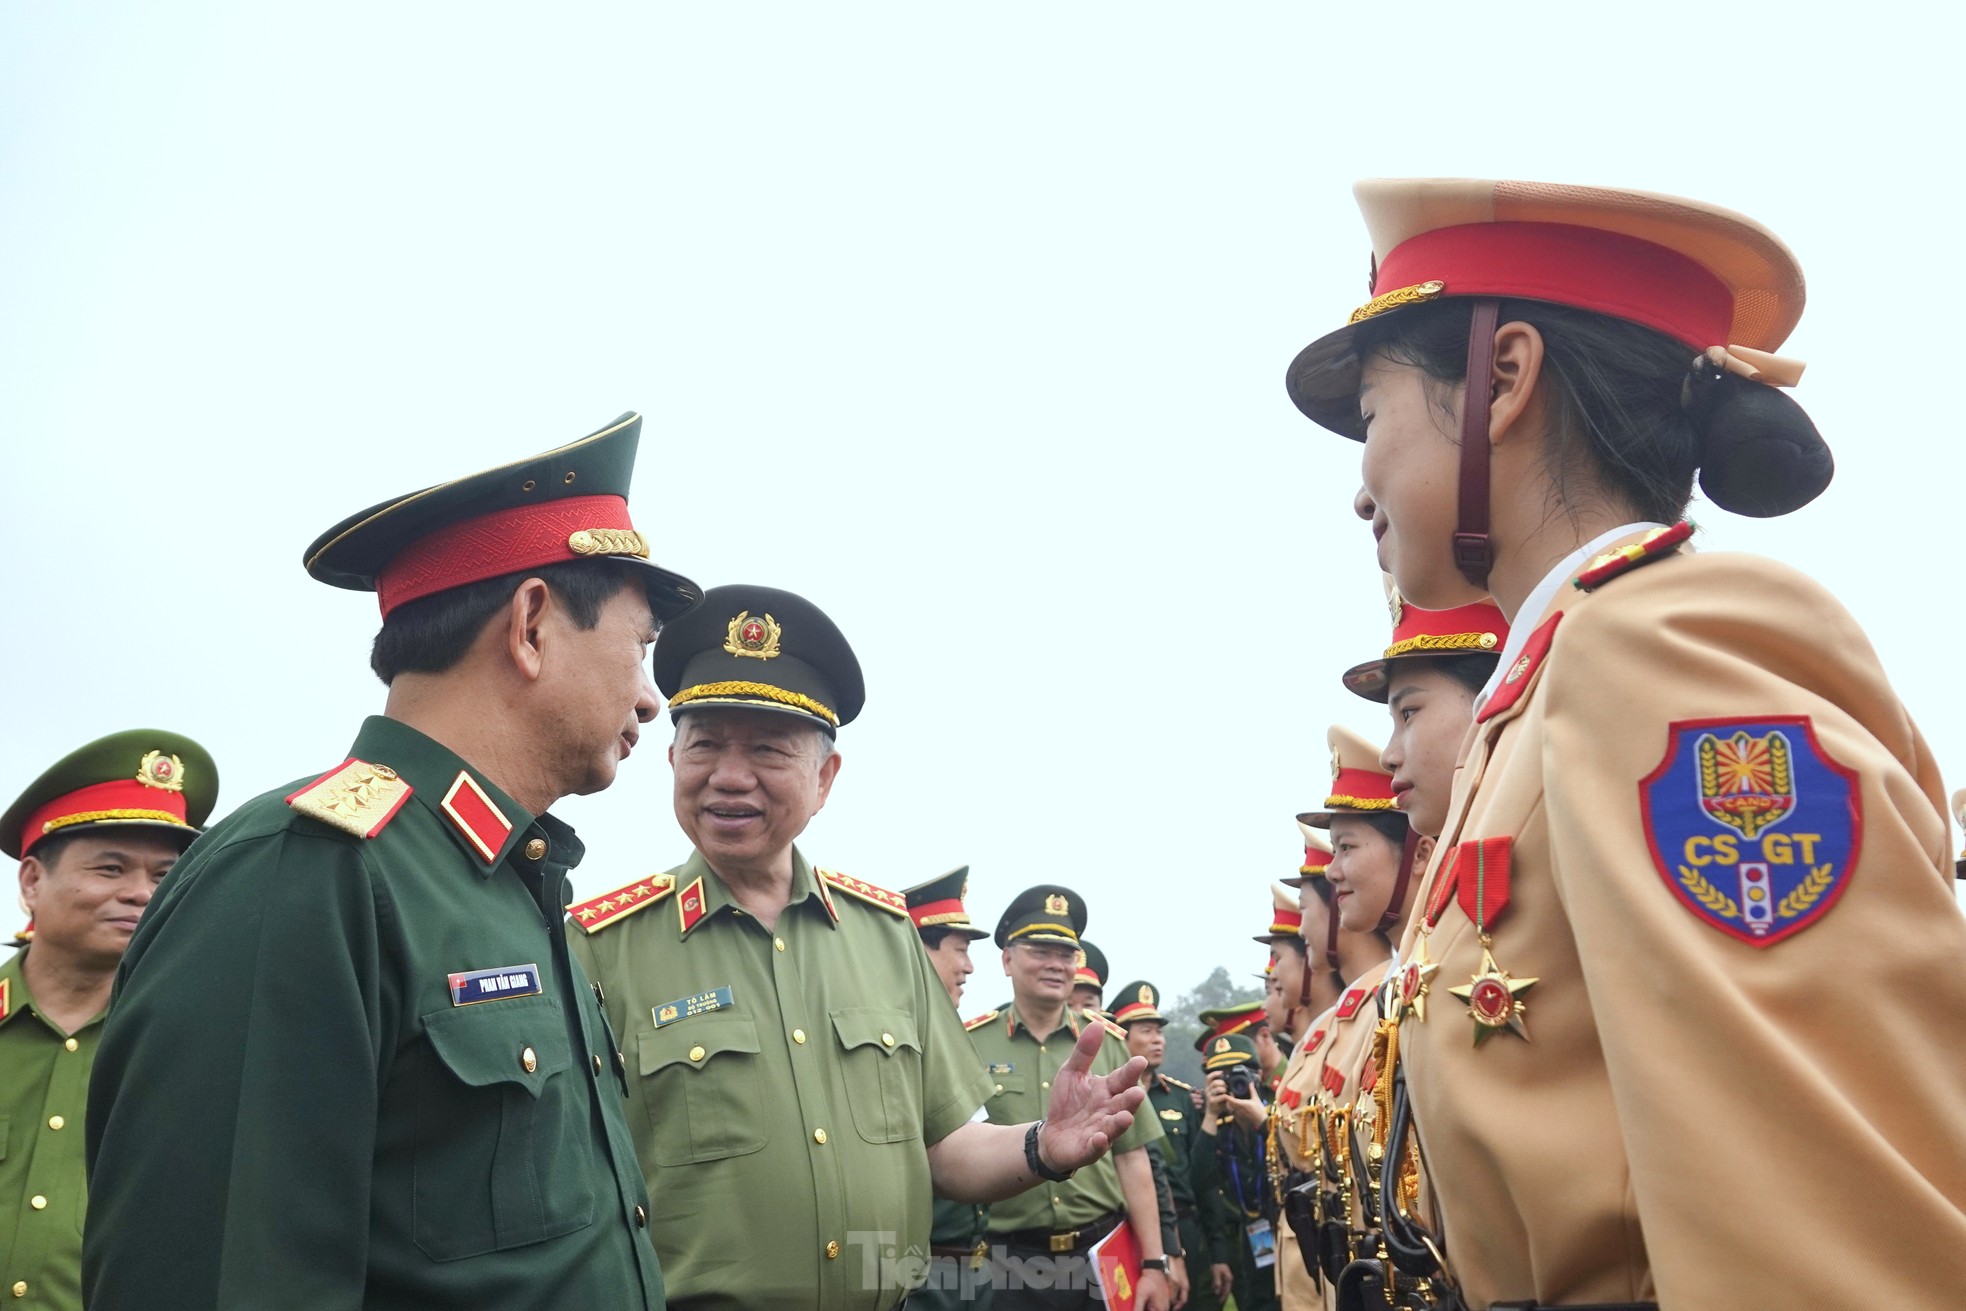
5, 4, 1962, 989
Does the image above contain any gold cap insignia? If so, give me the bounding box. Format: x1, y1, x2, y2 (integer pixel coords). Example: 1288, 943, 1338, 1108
1331, 746, 1344, 784
1387, 586, 1404, 630
567, 528, 650, 559
137, 751, 186, 793
1138, 984, 1154, 1005
1045, 893, 1069, 915
1073, 948, 1087, 969
724, 610, 783, 660
1213, 1037, 1230, 1054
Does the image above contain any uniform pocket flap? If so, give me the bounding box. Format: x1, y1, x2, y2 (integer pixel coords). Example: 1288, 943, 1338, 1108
422, 995, 572, 1097
829, 1006, 921, 1057
639, 1010, 762, 1076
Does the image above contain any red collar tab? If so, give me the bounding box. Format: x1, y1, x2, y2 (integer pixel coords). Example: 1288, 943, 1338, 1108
1477, 611, 1564, 724
1573, 521, 1695, 593
377, 493, 644, 618
676, 877, 709, 935
1305, 1026, 1327, 1050
438, 771, 512, 864
0, 976, 11, 1021
1334, 985, 1371, 1020
1452, 837, 1515, 934
1369, 223, 1733, 352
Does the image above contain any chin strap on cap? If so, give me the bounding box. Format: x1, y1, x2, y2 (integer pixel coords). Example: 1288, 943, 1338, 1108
1453, 299, 1502, 590
1380, 828, 1424, 934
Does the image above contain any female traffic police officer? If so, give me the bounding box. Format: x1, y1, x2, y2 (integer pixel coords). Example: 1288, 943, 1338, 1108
1285, 178, 1966, 1308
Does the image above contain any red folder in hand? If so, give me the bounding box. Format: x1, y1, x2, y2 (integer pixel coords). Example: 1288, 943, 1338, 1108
1091, 1218, 1142, 1311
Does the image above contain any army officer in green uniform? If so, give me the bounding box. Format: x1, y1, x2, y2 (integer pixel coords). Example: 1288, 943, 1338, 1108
1114, 980, 1209, 1311
570, 586, 1148, 1311
968, 887, 1171, 1311
86, 414, 693, 1311
905, 867, 994, 1309
2, 730, 217, 1311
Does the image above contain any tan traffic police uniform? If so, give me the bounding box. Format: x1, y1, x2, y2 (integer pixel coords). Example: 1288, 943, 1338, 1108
1396, 533, 1966, 1307
1270, 1007, 1336, 1311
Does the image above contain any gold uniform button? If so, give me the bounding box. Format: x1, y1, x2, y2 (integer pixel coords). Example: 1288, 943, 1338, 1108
1042, 1081, 1050, 1090
11, 1280, 26, 1297
525, 838, 547, 861
813, 1128, 828, 1144
994, 1083, 1004, 1094
793, 1028, 807, 1044
773, 937, 786, 952
881, 1032, 895, 1047
47, 1116, 64, 1131
64, 1038, 79, 1052
689, 1045, 706, 1063
825, 1241, 841, 1260
30, 1196, 47, 1210
521, 1046, 538, 1073
635, 1205, 648, 1228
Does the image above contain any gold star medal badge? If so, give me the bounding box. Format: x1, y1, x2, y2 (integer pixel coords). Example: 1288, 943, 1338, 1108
1440, 837, 1538, 1045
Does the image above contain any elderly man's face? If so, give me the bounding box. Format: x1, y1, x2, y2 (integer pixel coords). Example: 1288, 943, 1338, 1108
1003, 940, 1075, 1007
670, 709, 840, 876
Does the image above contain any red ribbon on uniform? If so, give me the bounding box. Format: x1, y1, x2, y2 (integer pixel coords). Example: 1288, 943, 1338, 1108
1453, 837, 1515, 933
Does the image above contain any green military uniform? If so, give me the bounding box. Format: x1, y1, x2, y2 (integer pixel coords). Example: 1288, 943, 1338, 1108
1, 950, 99, 1310
903, 867, 995, 1311
84, 417, 694, 1311
2, 728, 219, 1311
570, 849, 993, 1310
1197, 1035, 1279, 1311
1109, 979, 1210, 1311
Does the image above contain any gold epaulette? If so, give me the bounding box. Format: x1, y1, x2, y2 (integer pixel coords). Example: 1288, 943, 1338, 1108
285, 758, 413, 840
964, 1009, 1001, 1032
1572, 520, 1694, 593
818, 867, 909, 916
1086, 1011, 1127, 1039
1159, 1074, 1197, 1093
568, 873, 678, 934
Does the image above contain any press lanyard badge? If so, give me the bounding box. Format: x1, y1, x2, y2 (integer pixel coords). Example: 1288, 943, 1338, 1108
1246, 1217, 1276, 1269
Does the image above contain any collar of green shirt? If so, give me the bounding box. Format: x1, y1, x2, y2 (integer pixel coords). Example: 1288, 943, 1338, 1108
674, 844, 839, 938
0, 946, 106, 1033
1003, 1002, 1084, 1041
347, 715, 582, 878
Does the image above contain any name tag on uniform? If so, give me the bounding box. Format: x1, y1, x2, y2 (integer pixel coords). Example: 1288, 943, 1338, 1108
988, 1061, 1014, 1076
652, 986, 735, 1028
449, 963, 542, 1006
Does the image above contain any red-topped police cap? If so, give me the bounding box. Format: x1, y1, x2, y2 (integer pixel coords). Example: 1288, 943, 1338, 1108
901, 866, 989, 940
1109, 980, 1164, 1027
1297, 725, 1401, 829
2, 729, 219, 861
1254, 883, 1303, 943
1286, 178, 1808, 440
1344, 583, 1509, 702
1073, 939, 1108, 990
304, 412, 700, 620
1283, 822, 1332, 888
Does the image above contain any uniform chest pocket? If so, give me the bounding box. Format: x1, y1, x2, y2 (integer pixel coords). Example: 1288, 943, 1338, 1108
830, 1007, 923, 1144
413, 995, 596, 1262
638, 1011, 768, 1166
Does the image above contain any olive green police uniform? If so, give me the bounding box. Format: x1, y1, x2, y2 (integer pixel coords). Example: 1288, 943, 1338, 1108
904, 867, 996, 1310
2, 728, 219, 1311
84, 417, 693, 1311
572, 848, 992, 1309
569, 585, 995, 1311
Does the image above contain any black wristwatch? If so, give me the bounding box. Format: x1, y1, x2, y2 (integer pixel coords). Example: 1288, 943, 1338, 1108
1024, 1120, 1075, 1182
1140, 1256, 1171, 1274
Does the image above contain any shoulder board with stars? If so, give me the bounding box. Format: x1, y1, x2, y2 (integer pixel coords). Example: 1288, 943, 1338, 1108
1572, 521, 1694, 593
285, 758, 413, 840
567, 873, 678, 934
817, 868, 910, 916
1092, 1013, 1127, 1040
964, 1008, 1001, 1032
1159, 1074, 1196, 1093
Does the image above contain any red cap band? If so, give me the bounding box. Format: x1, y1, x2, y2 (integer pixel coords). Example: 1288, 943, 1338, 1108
1268, 909, 1304, 935
1328, 766, 1397, 809
1373, 222, 1733, 351
22, 779, 191, 855
377, 494, 637, 617
907, 897, 967, 930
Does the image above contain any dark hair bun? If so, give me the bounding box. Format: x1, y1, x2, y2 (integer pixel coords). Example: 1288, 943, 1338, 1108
1687, 372, 1834, 517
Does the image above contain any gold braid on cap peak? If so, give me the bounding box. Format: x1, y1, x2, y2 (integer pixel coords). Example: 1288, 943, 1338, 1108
1008, 922, 1078, 942
666, 681, 840, 727
1323, 794, 1398, 811
1382, 631, 1500, 659
44, 808, 186, 834
1348, 279, 1445, 324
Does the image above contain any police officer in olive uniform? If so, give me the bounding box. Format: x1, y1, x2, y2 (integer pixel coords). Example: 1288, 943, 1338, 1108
2, 730, 217, 1311
967, 887, 1171, 1311
570, 588, 1148, 1311
1069, 940, 1107, 1014
1113, 980, 1213, 1311
904, 866, 994, 1309
86, 414, 691, 1311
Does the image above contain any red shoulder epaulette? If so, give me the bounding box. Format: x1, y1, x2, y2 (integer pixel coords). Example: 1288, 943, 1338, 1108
1091, 1012, 1126, 1039
964, 1008, 1001, 1032
1572, 521, 1694, 593
817, 868, 909, 916
567, 873, 678, 934
0, 977, 10, 1021
285, 758, 414, 840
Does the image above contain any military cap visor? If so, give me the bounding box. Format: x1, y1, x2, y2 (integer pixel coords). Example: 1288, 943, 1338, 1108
2, 729, 219, 860
655, 585, 866, 732
1109, 980, 1164, 1026
903, 866, 990, 940
1203, 1033, 1262, 1072
303, 412, 700, 621
994, 884, 1088, 949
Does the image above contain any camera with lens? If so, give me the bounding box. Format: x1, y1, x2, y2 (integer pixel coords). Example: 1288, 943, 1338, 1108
1224, 1065, 1256, 1102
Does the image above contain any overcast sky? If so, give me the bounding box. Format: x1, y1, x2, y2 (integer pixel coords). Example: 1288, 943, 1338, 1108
5, 3, 1961, 993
